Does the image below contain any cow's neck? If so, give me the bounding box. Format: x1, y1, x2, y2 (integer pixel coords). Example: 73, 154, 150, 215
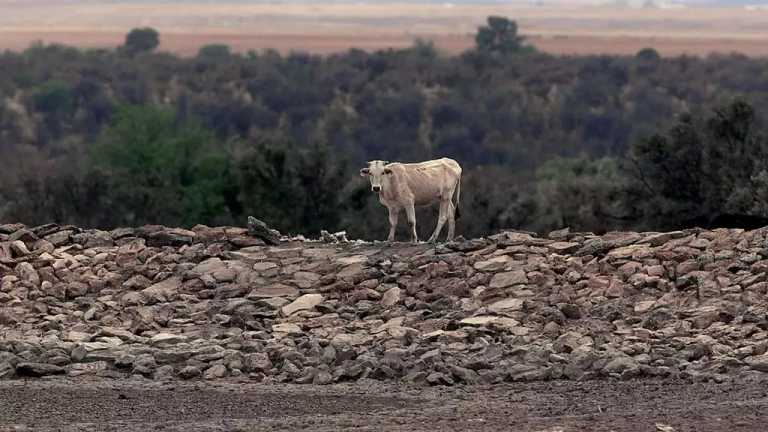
380, 175, 399, 201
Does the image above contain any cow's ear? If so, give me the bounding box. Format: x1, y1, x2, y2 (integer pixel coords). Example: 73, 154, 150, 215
384, 168, 393, 175
360, 168, 370, 177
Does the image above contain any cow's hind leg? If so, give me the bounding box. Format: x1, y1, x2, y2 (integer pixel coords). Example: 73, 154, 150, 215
447, 202, 456, 241
405, 202, 418, 243
428, 200, 449, 243
387, 206, 399, 242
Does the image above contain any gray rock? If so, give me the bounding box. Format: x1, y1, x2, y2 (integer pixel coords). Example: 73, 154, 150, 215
449, 365, 479, 384
0, 361, 15, 378
15, 262, 40, 287
147, 228, 195, 247
45, 230, 73, 247
16, 362, 65, 377
548, 241, 580, 254
489, 270, 528, 289
248, 283, 299, 299
603, 356, 639, 375
313, 370, 333, 385
247, 216, 281, 245
142, 277, 181, 304
203, 364, 228, 380
72, 230, 114, 248
132, 354, 158, 377
488, 298, 524, 314
381, 287, 401, 306
179, 365, 202, 379
154, 365, 176, 380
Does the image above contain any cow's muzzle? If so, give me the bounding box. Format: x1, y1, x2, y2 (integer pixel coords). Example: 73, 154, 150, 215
372, 186, 381, 193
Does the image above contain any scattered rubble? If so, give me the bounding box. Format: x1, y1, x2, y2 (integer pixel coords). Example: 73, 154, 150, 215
2, 221, 768, 385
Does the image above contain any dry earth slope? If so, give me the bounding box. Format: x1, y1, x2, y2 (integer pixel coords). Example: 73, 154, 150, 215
2, 222, 768, 385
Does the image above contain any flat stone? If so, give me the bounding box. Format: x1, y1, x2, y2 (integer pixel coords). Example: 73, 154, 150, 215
747, 354, 768, 372
248, 283, 299, 299
460, 316, 520, 329
302, 248, 337, 259
337, 255, 367, 266
72, 230, 113, 248
381, 287, 401, 307
64, 331, 92, 343
293, 271, 320, 282
548, 242, 580, 254
191, 258, 228, 276
212, 268, 237, 282
338, 263, 365, 281
641, 231, 685, 246
68, 361, 108, 377
331, 333, 373, 347
489, 270, 528, 289
44, 230, 73, 247
473, 256, 510, 272
282, 294, 324, 316
256, 297, 290, 310
634, 300, 657, 314
150, 332, 187, 346
272, 323, 303, 335
488, 298, 524, 314
253, 262, 279, 272
607, 245, 651, 260
141, 277, 181, 304
147, 228, 195, 247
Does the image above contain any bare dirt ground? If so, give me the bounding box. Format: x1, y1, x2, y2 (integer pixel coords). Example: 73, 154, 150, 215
2, 377, 768, 431
3, 2, 768, 57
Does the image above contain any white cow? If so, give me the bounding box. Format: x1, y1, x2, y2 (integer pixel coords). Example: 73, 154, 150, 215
360, 158, 462, 243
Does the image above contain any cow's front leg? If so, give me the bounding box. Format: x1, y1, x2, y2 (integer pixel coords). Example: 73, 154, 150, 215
428, 200, 449, 243
405, 202, 418, 243
387, 206, 399, 242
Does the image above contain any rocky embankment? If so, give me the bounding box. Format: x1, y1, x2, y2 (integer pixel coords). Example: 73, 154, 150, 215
2, 222, 768, 385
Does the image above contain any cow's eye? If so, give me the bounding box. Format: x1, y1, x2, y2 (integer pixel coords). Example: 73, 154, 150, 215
384, 168, 392, 175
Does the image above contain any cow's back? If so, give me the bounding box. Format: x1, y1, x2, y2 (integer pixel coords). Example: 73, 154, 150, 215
391, 158, 461, 205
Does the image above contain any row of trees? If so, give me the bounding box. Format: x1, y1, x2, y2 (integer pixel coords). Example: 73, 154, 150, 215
2, 18, 768, 238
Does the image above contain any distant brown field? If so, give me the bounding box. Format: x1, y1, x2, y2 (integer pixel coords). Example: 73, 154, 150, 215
3, 2, 768, 57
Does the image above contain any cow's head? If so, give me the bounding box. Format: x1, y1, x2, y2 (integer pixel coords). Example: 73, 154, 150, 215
359, 160, 392, 193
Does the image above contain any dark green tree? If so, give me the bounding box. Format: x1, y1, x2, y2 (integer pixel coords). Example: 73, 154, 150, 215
123, 28, 160, 55
236, 135, 348, 235
198, 44, 232, 60
625, 99, 768, 229
475, 16, 530, 55
31, 80, 73, 140
91, 104, 235, 226
535, 157, 628, 233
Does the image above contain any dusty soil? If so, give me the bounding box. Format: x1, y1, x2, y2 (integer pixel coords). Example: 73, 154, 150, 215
3, 2, 768, 57
6, 30, 768, 57
2, 377, 768, 431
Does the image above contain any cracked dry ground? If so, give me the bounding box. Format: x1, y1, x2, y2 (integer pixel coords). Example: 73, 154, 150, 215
1, 378, 768, 431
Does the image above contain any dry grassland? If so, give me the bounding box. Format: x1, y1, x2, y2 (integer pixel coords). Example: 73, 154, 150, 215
2, 1, 768, 57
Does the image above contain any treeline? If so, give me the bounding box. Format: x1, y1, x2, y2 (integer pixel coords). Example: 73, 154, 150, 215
2, 18, 768, 239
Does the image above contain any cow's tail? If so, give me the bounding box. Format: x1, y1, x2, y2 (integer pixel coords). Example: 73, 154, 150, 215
453, 175, 462, 221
